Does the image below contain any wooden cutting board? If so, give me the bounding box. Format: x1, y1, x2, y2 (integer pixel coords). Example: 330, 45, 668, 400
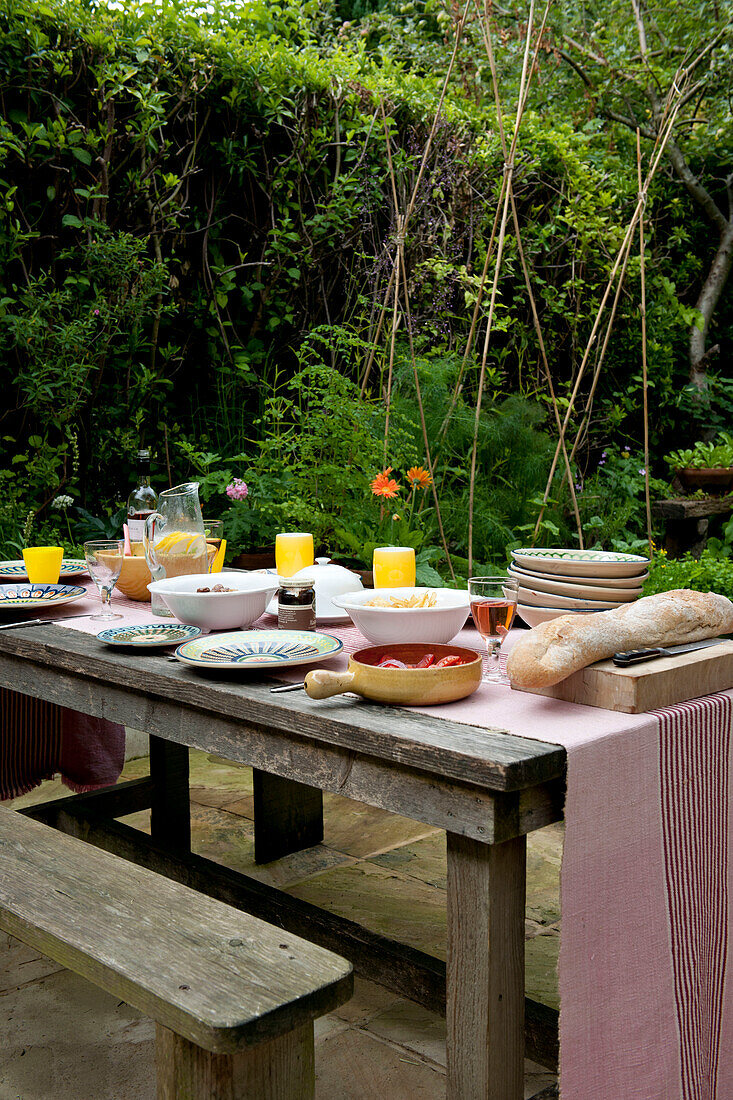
516, 639, 733, 713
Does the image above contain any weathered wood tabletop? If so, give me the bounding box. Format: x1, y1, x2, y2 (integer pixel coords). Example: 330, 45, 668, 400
0, 623, 566, 1100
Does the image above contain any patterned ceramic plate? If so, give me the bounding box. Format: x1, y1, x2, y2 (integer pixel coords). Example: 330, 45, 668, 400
97, 623, 203, 648
511, 547, 650, 579
175, 629, 343, 670
0, 583, 87, 610
0, 559, 88, 582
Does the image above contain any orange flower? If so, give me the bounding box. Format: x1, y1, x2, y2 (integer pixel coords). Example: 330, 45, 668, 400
371, 467, 401, 498
406, 465, 432, 490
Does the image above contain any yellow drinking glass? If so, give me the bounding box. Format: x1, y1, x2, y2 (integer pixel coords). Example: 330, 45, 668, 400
211, 539, 227, 573
276, 532, 314, 577
372, 546, 416, 588
22, 546, 64, 584
203, 520, 225, 573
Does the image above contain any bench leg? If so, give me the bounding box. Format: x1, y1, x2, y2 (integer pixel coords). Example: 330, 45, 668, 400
253, 769, 323, 863
446, 832, 526, 1099
156, 1022, 315, 1099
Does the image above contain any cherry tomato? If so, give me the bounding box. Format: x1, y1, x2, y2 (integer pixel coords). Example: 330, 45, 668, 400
435, 654, 463, 668
415, 653, 435, 668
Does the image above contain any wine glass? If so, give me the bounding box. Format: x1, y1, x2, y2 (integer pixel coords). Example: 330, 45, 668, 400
84, 540, 124, 621
468, 575, 518, 683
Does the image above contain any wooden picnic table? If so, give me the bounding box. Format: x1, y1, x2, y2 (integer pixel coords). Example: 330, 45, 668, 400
0, 623, 566, 1100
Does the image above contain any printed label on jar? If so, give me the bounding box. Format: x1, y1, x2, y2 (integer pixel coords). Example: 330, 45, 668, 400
278, 604, 316, 631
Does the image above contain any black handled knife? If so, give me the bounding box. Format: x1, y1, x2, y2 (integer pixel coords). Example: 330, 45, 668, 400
613, 638, 725, 667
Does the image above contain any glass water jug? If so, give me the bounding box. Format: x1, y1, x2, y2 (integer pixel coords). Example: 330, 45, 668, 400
144, 482, 208, 616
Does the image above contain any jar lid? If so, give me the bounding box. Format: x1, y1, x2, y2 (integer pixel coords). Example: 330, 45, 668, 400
278, 577, 315, 590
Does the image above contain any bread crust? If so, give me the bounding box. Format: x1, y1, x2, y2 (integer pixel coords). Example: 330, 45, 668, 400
507, 589, 733, 689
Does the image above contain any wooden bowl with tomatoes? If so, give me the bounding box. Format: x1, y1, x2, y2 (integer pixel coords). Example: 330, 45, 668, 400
304, 643, 482, 706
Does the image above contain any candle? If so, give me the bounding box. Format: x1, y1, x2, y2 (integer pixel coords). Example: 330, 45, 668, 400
372, 546, 416, 588
275, 532, 314, 578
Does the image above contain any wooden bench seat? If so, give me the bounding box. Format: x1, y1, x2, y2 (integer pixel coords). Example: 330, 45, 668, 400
0, 806, 353, 1098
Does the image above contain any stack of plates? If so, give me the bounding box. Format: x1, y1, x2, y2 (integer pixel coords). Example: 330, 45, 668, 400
509, 548, 650, 628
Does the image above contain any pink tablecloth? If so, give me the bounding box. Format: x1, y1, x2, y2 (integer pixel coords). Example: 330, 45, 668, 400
44, 599, 733, 1098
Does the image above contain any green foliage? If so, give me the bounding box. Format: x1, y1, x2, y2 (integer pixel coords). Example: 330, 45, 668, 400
707, 516, 733, 560
577, 446, 667, 552
675, 374, 733, 438
644, 550, 733, 603
665, 433, 733, 472
0, 0, 728, 564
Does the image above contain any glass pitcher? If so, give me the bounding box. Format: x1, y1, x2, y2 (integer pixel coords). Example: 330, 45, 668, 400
144, 482, 208, 616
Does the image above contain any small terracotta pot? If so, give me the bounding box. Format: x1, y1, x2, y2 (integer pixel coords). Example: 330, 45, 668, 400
231, 548, 276, 570
305, 643, 482, 706
677, 467, 733, 494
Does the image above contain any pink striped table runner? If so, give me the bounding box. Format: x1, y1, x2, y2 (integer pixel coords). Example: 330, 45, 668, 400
16, 603, 733, 1096
271, 623, 733, 1098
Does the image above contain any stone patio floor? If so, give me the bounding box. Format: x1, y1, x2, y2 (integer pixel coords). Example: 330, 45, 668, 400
1, 746, 561, 1098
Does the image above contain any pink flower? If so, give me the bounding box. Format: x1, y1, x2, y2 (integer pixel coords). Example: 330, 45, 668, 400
226, 478, 249, 501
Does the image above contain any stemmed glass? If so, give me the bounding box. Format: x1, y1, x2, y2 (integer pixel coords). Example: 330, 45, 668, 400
468, 575, 518, 683
84, 540, 124, 621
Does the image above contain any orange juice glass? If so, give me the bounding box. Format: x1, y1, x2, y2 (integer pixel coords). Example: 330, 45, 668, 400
276, 533, 314, 577
211, 539, 227, 573
373, 546, 416, 588
22, 546, 64, 584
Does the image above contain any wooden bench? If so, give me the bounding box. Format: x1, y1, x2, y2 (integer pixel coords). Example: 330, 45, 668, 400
0, 807, 353, 1098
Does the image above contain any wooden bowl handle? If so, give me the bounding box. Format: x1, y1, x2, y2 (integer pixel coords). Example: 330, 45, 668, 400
304, 669, 356, 699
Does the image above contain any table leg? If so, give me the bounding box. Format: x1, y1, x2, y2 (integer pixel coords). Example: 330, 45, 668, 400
446, 831, 526, 1100
253, 770, 324, 864
149, 735, 191, 853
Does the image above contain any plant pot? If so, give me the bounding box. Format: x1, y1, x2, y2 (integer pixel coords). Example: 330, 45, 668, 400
677, 467, 733, 494
230, 548, 276, 570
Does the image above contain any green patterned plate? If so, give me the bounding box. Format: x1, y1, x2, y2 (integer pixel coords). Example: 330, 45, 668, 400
175, 629, 343, 670
97, 623, 202, 648
511, 547, 650, 579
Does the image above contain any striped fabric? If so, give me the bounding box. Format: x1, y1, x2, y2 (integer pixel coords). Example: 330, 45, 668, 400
0, 689, 125, 802
659, 694, 731, 1100
0, 688, 62, 799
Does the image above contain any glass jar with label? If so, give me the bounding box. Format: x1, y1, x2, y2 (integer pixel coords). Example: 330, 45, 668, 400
278, 577, 316, 631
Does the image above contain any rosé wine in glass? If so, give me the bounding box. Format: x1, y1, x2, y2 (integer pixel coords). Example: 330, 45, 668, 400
468, 575, 518, 683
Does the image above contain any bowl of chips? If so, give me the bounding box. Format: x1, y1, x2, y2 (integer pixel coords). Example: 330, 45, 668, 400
332, 587, 470, 645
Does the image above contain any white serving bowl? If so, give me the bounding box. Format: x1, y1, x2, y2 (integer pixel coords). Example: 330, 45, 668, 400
517, 605, 604, 628
148, 572, 279, 631
332, 587, 470, 645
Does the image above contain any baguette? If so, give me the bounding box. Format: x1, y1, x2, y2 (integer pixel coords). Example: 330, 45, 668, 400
506, 589, 733, 689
